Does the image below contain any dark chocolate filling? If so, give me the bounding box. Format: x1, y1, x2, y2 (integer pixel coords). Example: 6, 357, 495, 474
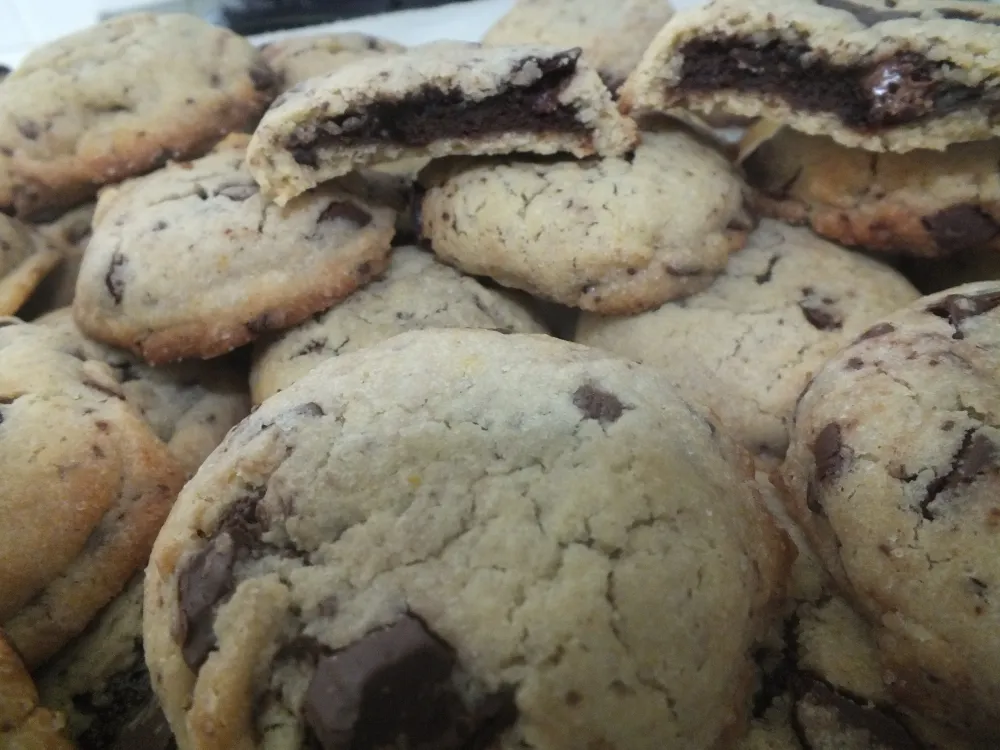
677, 38, 986, 129
285, 49, 588, 162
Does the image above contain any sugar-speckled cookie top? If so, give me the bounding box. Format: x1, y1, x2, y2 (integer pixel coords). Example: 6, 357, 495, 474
621, 0, 1000, 153
0, 629, 76, 749
0, 13, 276, 219
418, 122, 752, 314
0, 212, 62, 316
73, 135, 396, 364
247, 43, 638, 205
576, 220, 920, 463
250, 246, 547, 404
260, 32, 406, 94
482, 0, 675, 93
781, 281, 1000, 739
145, 329, 790, 750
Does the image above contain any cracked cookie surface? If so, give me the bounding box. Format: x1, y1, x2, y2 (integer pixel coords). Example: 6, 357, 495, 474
576, 220, 919, 462
780, 281, 1000, 739
250, 246, 547, 405
0, 318, 185, 668
72, 135, 396, 364
145, 328, 791, 750
0, 629, 76, 749
742, 125, 1000, 258
260, 32, 405, 94
418, 121, 751, 314
0, 212, 62, 317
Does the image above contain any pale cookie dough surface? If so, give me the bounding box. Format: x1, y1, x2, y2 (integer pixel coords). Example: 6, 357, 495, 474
482, 0, 675, 93
73, 135, 396, 365
145, 329, 791, 750
0, 630, 76, 750
781, 281, 1000, 739
250, 246, 547, 404
0, 319, 185, 668
418, 122, 752, 314
620, 0, 1000, 153
0, 213, 62, 316
260, 32, 405, 94
575, 220, 920, 461
742, 125, 1000, 258
247, 44, 638, 205
0, 13, 276, 220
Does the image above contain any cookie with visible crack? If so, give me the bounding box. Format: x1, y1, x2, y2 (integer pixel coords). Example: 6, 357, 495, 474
0, 13, 276, 220
0, 629, 76, 749
0, 319, 185, 668
246, 43, 638, 206
260, 32, 405, 94
0, 212, 62, 316
481, 0, 675, 94
575, 220, 919, 462
145, 328, 792, 750
780, 281, 1000, 740
417, 121, 752, 314
741, 125, 1000, 258
73, 135, 396, 365
620, 0, 1000, 153
250, 246, 547, 404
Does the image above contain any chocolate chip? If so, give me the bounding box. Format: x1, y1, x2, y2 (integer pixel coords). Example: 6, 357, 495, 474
846, 357, 864, 370
921, 431, 997, 520
319, 201, 372, 227
813, 422, 850, 486
215, 183, 259, 201
16, 119, 40, 140
938, 8, 1000, 26
292, 147, 318, 168
249, 61, 277, 92
304, 616, 517, 750
296, 339, 328, 357
926, 290, 1000, 339
855, 321, 895, 342
799, 297, 843, 331
754, 254, 780, 284
922, 205, 1000, 253
291, 401, 325, 418
816, 0, 920, 26
863, 55, 935, 124
104, 252, 127, 304
572, 384, 627, 425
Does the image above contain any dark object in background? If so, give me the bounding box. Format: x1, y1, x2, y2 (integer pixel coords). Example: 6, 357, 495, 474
221, 0, 469, 35
0, 65, 11, 82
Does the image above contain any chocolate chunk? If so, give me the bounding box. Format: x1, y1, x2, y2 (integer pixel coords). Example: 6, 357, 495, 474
799, 297, 843, 331
863, 55, 935, 124
215, 183, 259, 201
926, 290, 1000, 339
856, 321, 895, 342
813, 422, 850, 485
105, 251, 127, 304
110, 701, 177, 750
816, 0, 919, 27
296, 339, 327, 357
319, 201, 372, 227
922, 205, 1000, 253
572, 384, 627, 425
754, 254, 780, 284
16, 119, 40, 140
303, 616, 516, 750
285, 50, 586, 153
921, 431, 997, 520
292, 147, 319, 168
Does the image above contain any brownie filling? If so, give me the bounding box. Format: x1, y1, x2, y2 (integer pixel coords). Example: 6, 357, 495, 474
677, 38, 986, 128
285, 49, 587, 163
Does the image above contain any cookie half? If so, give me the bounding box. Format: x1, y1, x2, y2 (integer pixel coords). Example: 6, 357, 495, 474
260, 32, 406, 94
620, 0, 1000, 153
247, 44, 638, 205
0, 212, 62, 316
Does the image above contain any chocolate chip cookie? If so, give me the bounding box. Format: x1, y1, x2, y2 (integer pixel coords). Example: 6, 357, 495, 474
38, 308, 250, 475
742, 124, 1000, 257
73, 135, 396, 364
482, 0, 675, 93
0, 212, 62, 316
0, 629, 76, 749
418, 121, 752, 314
0, 13, 276, 220
780, 281, 1000, 739
260, 32, 405, 94
576, 220, 920, 462
247, 44, 638, 206
0, 319, 185, 668
145, 328, 791, 750
250, 246, 547, 404
621, 0, 1000, 153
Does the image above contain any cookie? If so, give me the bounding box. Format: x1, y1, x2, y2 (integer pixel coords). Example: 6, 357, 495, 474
37, 308, 250, 475
575, 220, 920, 463
0, 213, 62, 316
780, 281, 1000, 739
260, 32, 405, 94
0, 630, 75, 749
144, 328, 791, 750
741, 124, 1000, 258
620, 0, 1000, 153
481, 0, 675, 93
0, 13, 276, 220
0, 319, 185, 668
250, 245, 547, 404
246, 44, 638, 206
72, 135, 396, 364
417, 121, 752, 314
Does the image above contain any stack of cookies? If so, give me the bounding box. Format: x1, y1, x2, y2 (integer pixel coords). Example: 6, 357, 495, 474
2, 0, 1000, 748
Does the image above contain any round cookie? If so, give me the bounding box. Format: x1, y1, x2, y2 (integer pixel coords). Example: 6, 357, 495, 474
418, 121, 752, 314
0, 318, 186, 667
19, 201, 97, 317
260, 32, 405, 93
73, 135, 396, 364
741, 125, 1000, 258
0, 212, 62, 317
0, 630, 76, 749
250, 246, 547, 404
0, 12, 276, 220
145, 329, 791, 750
780, 281, 1000, 740
37, 307, 250, 476
575, 220, 920, 463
